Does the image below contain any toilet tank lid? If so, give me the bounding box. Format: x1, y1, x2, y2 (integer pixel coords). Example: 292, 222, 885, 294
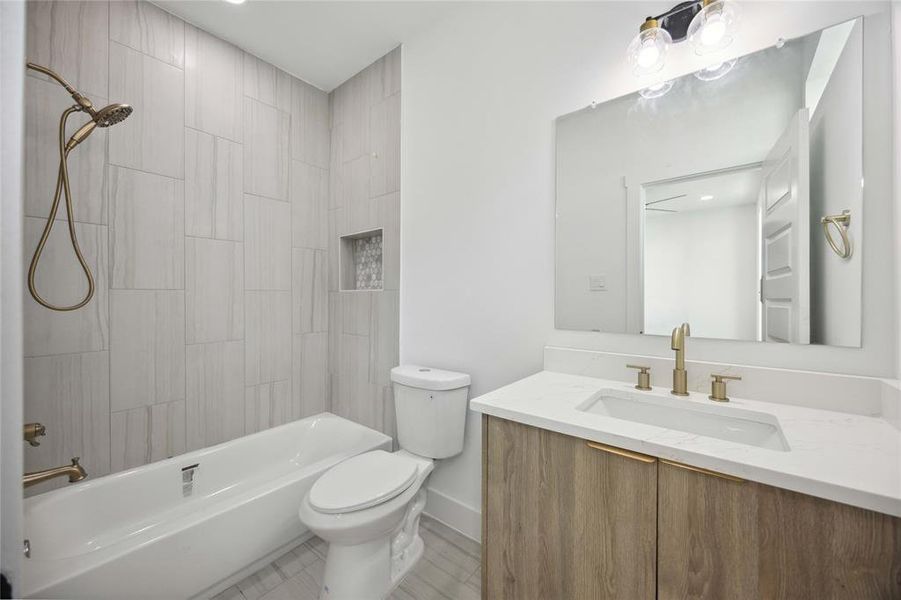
391, 365, 471, 391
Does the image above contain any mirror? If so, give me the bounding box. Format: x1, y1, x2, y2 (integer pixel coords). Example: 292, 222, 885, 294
555, 17, 863, 347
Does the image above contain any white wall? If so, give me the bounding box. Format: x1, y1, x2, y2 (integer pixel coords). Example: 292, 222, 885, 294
401, 1, 896, 537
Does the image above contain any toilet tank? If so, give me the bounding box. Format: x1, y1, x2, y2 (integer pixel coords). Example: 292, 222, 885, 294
390, 365, 471, 459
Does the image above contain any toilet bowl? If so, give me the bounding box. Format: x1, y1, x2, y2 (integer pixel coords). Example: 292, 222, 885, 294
298, 365, 470, 600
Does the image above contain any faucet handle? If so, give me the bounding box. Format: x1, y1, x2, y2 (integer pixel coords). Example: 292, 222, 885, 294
626, 365, 652, 391
23, 423, 46, 447
709, 374, 742, 402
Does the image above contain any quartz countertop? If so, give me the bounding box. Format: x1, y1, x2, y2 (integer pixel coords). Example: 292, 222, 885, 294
471, 370, 901, 518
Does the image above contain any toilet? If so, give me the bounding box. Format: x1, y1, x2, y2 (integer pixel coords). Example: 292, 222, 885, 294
298, 365, 470, 600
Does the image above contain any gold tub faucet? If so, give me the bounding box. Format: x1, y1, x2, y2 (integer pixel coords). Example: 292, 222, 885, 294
23, 457, 87, 489
671, 322, 690, 396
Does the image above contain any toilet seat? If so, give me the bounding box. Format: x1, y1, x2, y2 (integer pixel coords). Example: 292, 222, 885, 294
309, 450, 419, 514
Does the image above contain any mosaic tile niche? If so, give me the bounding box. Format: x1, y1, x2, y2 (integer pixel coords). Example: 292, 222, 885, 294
340, 229, 383, 290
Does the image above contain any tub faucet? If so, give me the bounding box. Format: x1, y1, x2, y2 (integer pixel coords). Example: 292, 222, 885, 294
23, 457, 87, 489
671, 322, 690, 396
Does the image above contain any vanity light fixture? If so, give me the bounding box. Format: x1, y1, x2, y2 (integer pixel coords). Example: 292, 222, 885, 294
627, 18, 672, 76
688, 0, 740, 55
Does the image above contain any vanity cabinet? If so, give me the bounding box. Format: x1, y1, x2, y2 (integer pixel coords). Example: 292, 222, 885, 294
482, 416, 901, 600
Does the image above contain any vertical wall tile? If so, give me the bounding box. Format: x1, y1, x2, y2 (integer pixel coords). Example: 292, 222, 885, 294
150, 399, 186, 462
245, 194, 291, 290
243, 98, 290, 201
26, 0, 109, 97
292, 249, 327, 334
341, 74, 370, 161
186, 238, 244, 344
25, 77, 108, 225
245, 380, 291, 434
110, 290, 185, 412
110, 0, 184, 69
185, 25, 243, 142
369, 93, 401, 198
24, 218, 108, 356
342, 155, 370, 225
23, 351, 110, 495
379, 192, 401, 291
342, 292, 372, 335
291, 161, 328, 249
110, 399, 185, 471
185, 129, 243, 241
291, 79, 329, 169
293, 333, 329, 419
109, 42, 185, 179
382, 47, 402, 98
186, 341, 245, 450
244, 52, 291, 112
369, 291, 399, 386
245, 291, 291, 385
109, 166, 185, 289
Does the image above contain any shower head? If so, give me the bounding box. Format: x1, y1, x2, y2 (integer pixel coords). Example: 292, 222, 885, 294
93, 103, 133, 127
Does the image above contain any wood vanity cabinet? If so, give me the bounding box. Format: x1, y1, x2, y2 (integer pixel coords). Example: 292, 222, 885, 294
482, 416, 901, 600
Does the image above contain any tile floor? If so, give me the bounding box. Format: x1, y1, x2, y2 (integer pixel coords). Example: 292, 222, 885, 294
212, 516, 481, 600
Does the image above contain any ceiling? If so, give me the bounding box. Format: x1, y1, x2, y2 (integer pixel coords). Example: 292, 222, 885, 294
151, 1, 462, 91
645, 166, 763, 214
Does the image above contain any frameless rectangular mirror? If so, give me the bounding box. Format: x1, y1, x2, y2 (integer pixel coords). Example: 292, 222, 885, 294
555, 17, 863, 347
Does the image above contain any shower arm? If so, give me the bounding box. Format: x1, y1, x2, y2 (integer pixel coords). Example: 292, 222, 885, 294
26, 62, 94, 113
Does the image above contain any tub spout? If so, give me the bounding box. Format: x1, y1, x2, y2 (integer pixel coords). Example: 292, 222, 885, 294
23, 457, 87, 489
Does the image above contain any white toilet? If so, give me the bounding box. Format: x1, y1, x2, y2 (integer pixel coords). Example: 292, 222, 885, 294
298, 365, 470, 600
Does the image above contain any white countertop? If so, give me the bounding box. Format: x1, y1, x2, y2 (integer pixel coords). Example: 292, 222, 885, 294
471, 370, 901, 518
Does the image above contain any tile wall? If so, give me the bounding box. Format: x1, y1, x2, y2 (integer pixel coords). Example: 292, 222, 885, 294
21, 1, 396, 493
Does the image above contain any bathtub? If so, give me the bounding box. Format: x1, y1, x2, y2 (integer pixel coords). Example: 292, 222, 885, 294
23, 413, 391, 599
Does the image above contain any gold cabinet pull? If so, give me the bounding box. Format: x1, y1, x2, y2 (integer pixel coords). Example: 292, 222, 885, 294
586, 441, 656, 464
661, 459, 744, 482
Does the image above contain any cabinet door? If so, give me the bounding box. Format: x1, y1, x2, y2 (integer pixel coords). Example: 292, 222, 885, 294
483, 416, 657, 600
657, 460, 901, 600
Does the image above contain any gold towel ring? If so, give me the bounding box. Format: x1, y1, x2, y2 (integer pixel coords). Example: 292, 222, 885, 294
820, 210, 852, 259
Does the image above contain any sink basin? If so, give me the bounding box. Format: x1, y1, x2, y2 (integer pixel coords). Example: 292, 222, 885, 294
577, 389, 790, 451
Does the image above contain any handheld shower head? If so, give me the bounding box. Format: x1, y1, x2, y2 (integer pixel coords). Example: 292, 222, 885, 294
64, 103, 133, 151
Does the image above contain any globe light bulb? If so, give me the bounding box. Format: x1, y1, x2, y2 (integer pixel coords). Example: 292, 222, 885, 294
688, 0, 739, 55
627, 20, 673, 76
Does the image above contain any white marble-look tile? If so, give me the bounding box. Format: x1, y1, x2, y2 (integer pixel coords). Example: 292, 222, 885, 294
186, 341, 245, 451
290, 161, 328, 250
244, 53, 291, 112
26, 0, 109, 98
185, 128, 243, 241
383, 47, 402, 99
109, 290, 185, 412
186, 237, 244, 343
341, 156, 370, 225
293, 333, 329, 419
369, 93, 400, 198
109, 0, 184, 69
292, 249, 327, 334
185, 25, 243, 142
23, 351, 110, 495
245, 291, 291, 386
328, 121, 344, 210
110, 399, 186, 471
108, 42, 185, 179
327, 210, 342, 292
369, 290, 399, 386
24, 218, 108, 357
245, 194, 291, 290
290, 79, 329, 169
109, 166, 185, 289
379, 192, 400, 291
25, 76, 108, 225
341, 292, 372, 335
243, 98, 290, 201
245, 380, 291, 434
339, 74, 369, 162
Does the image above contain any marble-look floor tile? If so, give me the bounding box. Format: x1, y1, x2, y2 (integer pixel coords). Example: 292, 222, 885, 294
369, 92, 401, 198
244, 52, 291, 112
211, 585, 246, 600
26, 0, 109, 98
293, 333, 328, 419
245, 194, 291, 290
245, 291, 291, 386
109, 166, 184, 290
186, 341, 245, 451
25, 77, 108, 225
291, 162, 328, 250
292, 249, 327, 334
236, 564, 284, 600
290, 79, 329, 169
185, 128, 244, 241
244, 98, 290, 202
110, 399, 186, 471
185, 25, 244, 142
186, 237, 244, 344
258, 568, 320, 600
110, 0, 184, 69
109, 290, 185, 412
108, 42, 185, 179
24, 218, 108, 357
244, 380, 291, 435
23, 351, 110, 496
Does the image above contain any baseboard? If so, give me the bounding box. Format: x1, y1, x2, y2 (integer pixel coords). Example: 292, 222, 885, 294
424, 487, 481, 543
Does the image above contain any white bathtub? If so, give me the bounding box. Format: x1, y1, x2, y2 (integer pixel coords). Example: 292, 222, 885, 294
23, 413, 391, 599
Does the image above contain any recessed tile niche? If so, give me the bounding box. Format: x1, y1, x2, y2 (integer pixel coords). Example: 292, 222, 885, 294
340, 229, 383, 291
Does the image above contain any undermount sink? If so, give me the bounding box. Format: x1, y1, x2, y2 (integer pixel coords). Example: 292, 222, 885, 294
577, 389, 790, 451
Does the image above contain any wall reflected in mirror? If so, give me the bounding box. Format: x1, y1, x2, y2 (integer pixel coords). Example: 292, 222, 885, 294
555, 17, 863, 347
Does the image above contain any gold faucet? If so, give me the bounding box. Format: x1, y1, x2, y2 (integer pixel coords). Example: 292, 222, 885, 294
23, 457, 87, 489
671, 322, 690, 396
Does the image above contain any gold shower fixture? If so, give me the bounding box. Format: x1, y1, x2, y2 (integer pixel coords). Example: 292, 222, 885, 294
25, 63, 133, 311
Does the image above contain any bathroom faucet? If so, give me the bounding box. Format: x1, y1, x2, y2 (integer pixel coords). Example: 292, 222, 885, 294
23, 457, 87, 489
671, 322, 690, 396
